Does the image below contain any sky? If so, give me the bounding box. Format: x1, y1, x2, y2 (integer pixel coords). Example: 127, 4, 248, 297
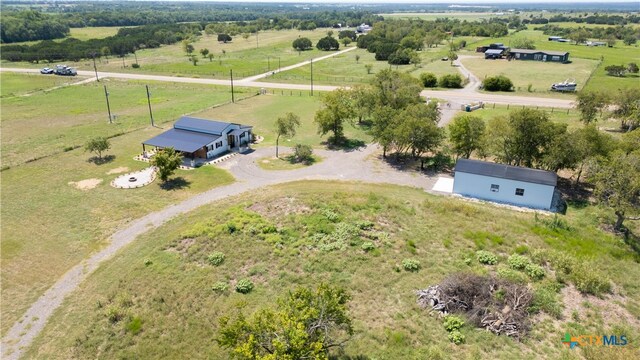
124, 0, 638, 3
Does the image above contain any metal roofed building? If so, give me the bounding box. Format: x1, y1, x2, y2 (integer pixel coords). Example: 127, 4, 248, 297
508, 49, 570, 63
484, 48, 506, 59
142, 116, 252, 160
452, 159, 558, 210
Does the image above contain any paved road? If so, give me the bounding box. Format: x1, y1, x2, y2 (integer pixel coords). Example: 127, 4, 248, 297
0, 145, 446, 360
0, 66, 574, 108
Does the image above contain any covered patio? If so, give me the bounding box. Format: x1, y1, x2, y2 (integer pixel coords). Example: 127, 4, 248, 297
142, 128, 220, 161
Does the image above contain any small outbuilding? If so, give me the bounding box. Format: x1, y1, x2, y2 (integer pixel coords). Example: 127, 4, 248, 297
452, 159, 558, 210
484, 49, 506, 59
508, 49, 570, 63
142, 116, 252, 160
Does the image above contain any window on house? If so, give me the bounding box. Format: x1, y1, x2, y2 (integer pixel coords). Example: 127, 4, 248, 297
490, 184, 500, 192
215, 141, 222, 149
515, 188, 525, 196
552, 56, 560, 61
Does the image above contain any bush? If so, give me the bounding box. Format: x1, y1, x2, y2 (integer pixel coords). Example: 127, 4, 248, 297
525, 263, 545, 280
207, 251, 225, 266
438, 74, 463, 88
292, 37, 313, 51
476, 250, 498, 265
293, 144, 313, 163
402, 258, 421, 272
105, 305, 126, 323
316, 36, 339, 51
443, 315, 465, 332
131, 63, 140, 68
482, 75, 514, 92
420, 72, 438, 87
447, 330, 465, 345
235, 279, 254, 294
508, 254, 530, 270
361, 242, 375, 252
496, 265, 528, 284
212, 281, 229, 292
572, 268, 611, 295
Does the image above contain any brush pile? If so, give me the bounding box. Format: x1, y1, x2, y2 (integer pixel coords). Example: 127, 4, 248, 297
416, 273, 533, 339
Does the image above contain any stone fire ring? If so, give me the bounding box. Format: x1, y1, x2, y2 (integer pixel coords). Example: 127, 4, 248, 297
111, 167, 157, 189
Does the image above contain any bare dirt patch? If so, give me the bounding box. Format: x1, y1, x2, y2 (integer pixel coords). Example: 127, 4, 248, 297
561, 284, 640, 329
68, 178, 103, 190
248, 196, 311, 219
106, 167, 129, 175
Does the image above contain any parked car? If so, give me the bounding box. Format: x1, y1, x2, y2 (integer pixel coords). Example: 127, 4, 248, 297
40, 67, 54, 74
54, 65, 77, 76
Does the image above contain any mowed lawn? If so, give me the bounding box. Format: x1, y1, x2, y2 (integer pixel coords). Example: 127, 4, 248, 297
471, 29, 640, 93
0, 72, 85, 97
264, 47, 459, 86
1, 76, 254, 167
460, 55, 597, 95
194, 94, 372, 147
68, 26, 123, 40
23, 182, 640, 359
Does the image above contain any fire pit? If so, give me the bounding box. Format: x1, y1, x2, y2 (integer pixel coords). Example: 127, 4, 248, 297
128, 177, 137, 182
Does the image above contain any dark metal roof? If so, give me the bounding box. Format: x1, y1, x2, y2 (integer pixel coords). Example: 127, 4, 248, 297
228, 128, 251, 136
510, 49, 569, 56
143, 128, 219, 153
454, 159, 557, 186
174, 116, 233, 135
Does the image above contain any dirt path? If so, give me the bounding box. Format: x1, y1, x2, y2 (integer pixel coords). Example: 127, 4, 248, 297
0, 145, 445, 360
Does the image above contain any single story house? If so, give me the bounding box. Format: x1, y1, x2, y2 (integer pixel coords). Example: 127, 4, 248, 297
142, 116, 252, 160
452, 159, 558, 210
586, 41, 607, 47
484, 49, 506, 59
356, 23, 372, 33
508, 49, 570, 63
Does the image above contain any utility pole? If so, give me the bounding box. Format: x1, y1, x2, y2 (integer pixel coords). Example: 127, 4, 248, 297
92, 54, 99, 82
310, 58, 314, 96
256, 31, 259, 49
104, 85, 112, 124
230, 69, 235, 103
146, 85, 154, 127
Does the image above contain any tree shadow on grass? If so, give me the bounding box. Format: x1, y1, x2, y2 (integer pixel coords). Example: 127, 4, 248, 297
159, 177, 191, 191
556, 178, 592, 210
323, 137, 366, 152
283, 154, 317, 166
88, 155, 115, 165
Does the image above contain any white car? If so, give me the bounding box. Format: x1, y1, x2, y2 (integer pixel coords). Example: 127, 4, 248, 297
40, 67, 54, 74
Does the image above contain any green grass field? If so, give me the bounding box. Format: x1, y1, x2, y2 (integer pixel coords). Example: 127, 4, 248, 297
464, 29, 640, 93
0, 72, 86, 97
257, 154, 322, 170
68, 26, 123, 41
1, 75, 256, 167
460, 55, 598, 95
22, 181, 640, 359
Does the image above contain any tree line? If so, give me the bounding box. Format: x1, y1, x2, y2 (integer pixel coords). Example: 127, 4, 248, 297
535, 24, 640, 46
1, 10, 69, 43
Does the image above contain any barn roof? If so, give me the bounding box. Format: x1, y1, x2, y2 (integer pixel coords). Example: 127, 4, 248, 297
454, 159, 557, 186
174, 116, 234, 135
510, 49, 569, 56
143, 129, 220, 153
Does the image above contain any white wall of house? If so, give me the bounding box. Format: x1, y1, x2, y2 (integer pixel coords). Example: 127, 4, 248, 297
453, 172, 555, 210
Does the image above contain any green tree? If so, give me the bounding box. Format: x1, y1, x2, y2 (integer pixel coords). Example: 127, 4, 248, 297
606, 35, 617, 47
392, 102, 444, 168
482, 75, 514, 92
627, 62, 639, 74
420, 72, 438, 88
151, 147, 182, 182
348, 85, 376, 124
364, 64, 373, 74
613, 88, 640, 131
340, 37, 352, 47
85, 137, 110, 160
292, 37, 312, 52
217, 33, 232, 43
448, 114, 486, 159
370, 69, 422, 110
605, 65, 626, 77
274, 112, 301, 158
314, 88, 354, 144
355, 54, 360, 63
199, 48, 209, 58
217, 283, 353, 360
576, 90, 609, 124
208, 53, 214, 62
242, 33, 250, 41
588, 150, 640, 230
182, 40, 194, 55
570, 29, 589, 45
191, 55, 199, 66
623, 35, 637, 46
293, 144, 313, 163
448, 49, 458, 66
100, 46, 111, 60
510, 36, 536, 49
316, 36, 340, 51
439, 74, 463, 88
370, 106, 397, 157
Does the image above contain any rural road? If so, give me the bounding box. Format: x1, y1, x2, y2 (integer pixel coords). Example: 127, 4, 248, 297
0, 65, 574, 108
0, 145, 445, 360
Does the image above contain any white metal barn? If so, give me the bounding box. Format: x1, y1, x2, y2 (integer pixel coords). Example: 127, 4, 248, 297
452, 159, 557, 210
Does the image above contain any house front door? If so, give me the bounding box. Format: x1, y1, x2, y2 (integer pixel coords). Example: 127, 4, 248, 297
228, 134, 235, 148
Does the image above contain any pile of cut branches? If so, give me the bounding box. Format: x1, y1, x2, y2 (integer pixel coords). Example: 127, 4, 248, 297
416, 273, 533, 339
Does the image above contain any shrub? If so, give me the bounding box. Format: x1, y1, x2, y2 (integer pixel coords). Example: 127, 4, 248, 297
420, 72, 438, 87
525, 263, 545, 280
316, 36, 339, 51
292, 37, 312, 51
235, 279, 254, 294
131, 63, 140, 68
482, 75, 514, 92
126, 317, 143, 334
207, 251, 225, 266
508, 254, 530, 270
293, 144, 313, 163
361, 242, 375, 252
443, 315, 465, 332
476, 250, 498, 265
105, 305, 125, 323
438, 74, 463, 88
212, 281, 229, 292
529, 283, 563, 318
496, 265, 528, 284
572, 268, 611, 295
402, 258, 421, 272
144, 259, 153, 266
447, 330, 465, 345
515, 245, 529, 255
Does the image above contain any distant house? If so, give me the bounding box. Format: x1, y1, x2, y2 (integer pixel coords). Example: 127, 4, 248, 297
508, 49, 570, 63
356, 23, 372, 33
586, 41, 607, 47
452, 159, 558, 210
142, 117, 252, 160
484, 49, 506, 59
476, 43, 509, 53
548, 36, 562, 41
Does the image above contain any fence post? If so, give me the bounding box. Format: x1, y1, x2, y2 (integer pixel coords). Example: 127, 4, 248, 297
493, 103, 496, 109
507, 104, 510, 110
551, 107, 554, 113
567, 108, 570, 115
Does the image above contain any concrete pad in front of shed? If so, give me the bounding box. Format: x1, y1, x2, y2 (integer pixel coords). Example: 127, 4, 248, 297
432, 177, 454, 193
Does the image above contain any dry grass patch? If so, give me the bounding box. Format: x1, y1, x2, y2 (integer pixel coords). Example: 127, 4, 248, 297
68, 178, 103, 190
